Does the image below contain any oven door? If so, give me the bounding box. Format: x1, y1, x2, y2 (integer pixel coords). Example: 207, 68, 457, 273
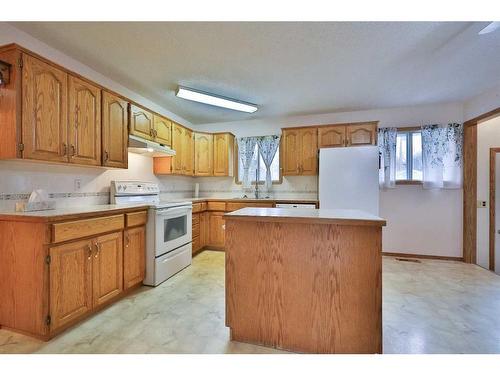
154, 206, 192, 257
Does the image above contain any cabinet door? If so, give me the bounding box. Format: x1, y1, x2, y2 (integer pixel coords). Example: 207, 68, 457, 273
93, 232, 123, 307
130, 104, 154, 140
102, 91, 128, 168
49, 239, 93, 330
299, 128, 318, 175
318, 125, 346, 148
213, 133, 232, 176
22, 54, 68, 162
194, 132, 213, 176
184, 128, 194, 176
153, 114, 172, 146
124, 226, 146, 289
346, 123, 377, 146
68, 76, 101, 166
208, 212, 225, 248
282, 129, 301, 175
171, 123, 184, 174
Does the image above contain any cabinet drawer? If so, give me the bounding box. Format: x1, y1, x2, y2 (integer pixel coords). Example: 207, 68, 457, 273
207, 201, 226, 211
52, 214, 124, 243
226, 202, 274, 212
126, 211, 148, 227
192, 202, 204, 213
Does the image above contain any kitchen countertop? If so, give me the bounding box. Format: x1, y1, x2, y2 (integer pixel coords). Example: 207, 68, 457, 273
0, 203, 151, 222
224, 207, 386, 226
0, 197, 318, 222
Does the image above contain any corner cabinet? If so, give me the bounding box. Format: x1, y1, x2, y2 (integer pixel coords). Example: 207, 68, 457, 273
0, 209, 147, 340
282, 127, 318, 176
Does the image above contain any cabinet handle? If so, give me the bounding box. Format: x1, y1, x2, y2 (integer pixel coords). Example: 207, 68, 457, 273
70, 144, 76, 157
125, 233, 130, 248
104, 151, 109, 162
94, 242, 100, 258
154, 129, 158, 138
62, 143, 67, 156
87, 244, 92, 260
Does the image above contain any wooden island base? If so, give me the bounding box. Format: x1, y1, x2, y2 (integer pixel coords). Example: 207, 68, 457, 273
224, 208, 385, 354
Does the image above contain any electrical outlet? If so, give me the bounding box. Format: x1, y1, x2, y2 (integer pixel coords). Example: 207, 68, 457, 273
477, 200, 487, 208
74, 179, 81, 191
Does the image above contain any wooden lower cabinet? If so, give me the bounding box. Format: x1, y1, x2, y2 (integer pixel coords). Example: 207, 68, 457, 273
124, 226, 146, 289
0, 209, 147, 340
208, 211, 225, 248
49, 239, 93, 331
93, 232, 123, 307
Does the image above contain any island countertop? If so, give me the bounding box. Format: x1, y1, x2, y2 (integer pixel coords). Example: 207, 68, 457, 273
224, 207, 386, 226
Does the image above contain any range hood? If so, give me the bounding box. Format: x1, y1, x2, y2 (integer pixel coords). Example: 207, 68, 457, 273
128, 134, 176, 157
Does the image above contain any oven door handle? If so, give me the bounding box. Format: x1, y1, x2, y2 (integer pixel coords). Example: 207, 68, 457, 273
156, 206, 192, 217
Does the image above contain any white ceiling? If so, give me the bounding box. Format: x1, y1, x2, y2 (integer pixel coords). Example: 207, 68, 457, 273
11, 22, 500, 124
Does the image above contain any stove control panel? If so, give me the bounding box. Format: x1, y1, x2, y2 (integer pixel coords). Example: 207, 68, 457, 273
111, 181, 160, 196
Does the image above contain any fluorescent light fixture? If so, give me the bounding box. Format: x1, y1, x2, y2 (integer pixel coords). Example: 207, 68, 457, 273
479, 22, 500, 35
176, 86, 258, 113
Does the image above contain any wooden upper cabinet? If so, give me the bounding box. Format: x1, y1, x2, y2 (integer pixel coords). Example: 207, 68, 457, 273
22, 54, 68, 162
299, 128, 318, 175
171, 122, 185, 174
68, 76, 101, 166
318, 125, 346, 148
282, 128, 317, 175
282, 129, 301, 175
92, 232, 123, 307
153, 115, 172, 146
124, 226, 146, 289
102, 91, 128, 168
194, 132, 214, 176
49, 239, 93, 331
184, 128, 194, 176
346, 123, 378, 146
130, 104, 154, 140
213, 133, 235, 177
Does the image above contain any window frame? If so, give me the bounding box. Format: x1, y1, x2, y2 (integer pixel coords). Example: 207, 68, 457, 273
395, 127, 423, 185
234, 141, 283, 185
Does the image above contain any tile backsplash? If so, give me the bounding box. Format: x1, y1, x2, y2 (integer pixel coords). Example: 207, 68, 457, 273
0, 153, 318, 211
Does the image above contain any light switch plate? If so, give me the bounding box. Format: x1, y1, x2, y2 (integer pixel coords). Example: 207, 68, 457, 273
74, 179, 81, 191
477, 200, 487, 208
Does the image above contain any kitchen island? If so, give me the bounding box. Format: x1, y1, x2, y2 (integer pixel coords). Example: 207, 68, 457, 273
224, 207, 386, 354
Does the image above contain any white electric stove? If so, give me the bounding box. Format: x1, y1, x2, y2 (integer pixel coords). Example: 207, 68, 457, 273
111, 181, 192, 286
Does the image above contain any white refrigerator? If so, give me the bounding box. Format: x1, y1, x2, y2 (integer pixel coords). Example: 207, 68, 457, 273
319, 146, 380, 215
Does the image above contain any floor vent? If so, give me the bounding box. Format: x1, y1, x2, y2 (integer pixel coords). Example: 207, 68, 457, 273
395, 257, 421, 263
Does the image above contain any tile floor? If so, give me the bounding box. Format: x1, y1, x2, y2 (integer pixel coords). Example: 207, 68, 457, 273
1, 251, 500, 354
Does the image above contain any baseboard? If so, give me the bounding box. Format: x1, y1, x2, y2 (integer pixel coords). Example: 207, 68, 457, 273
382, 252, 464, 262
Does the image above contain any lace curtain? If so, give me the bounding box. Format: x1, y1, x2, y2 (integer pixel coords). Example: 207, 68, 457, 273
257, 135, 281, 191
378, 127, 397, 189
422, 123, 463, 189
237, 137, 258, 188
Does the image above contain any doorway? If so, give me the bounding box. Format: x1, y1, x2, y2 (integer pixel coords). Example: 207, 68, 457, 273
490, 148, 500, 274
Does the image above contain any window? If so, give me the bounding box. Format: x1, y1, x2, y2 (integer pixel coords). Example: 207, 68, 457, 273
236, 144, 281, 184
395, 129, 422, 182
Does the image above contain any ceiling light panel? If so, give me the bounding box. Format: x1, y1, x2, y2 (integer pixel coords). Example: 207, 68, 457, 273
176, 86, 258, 113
